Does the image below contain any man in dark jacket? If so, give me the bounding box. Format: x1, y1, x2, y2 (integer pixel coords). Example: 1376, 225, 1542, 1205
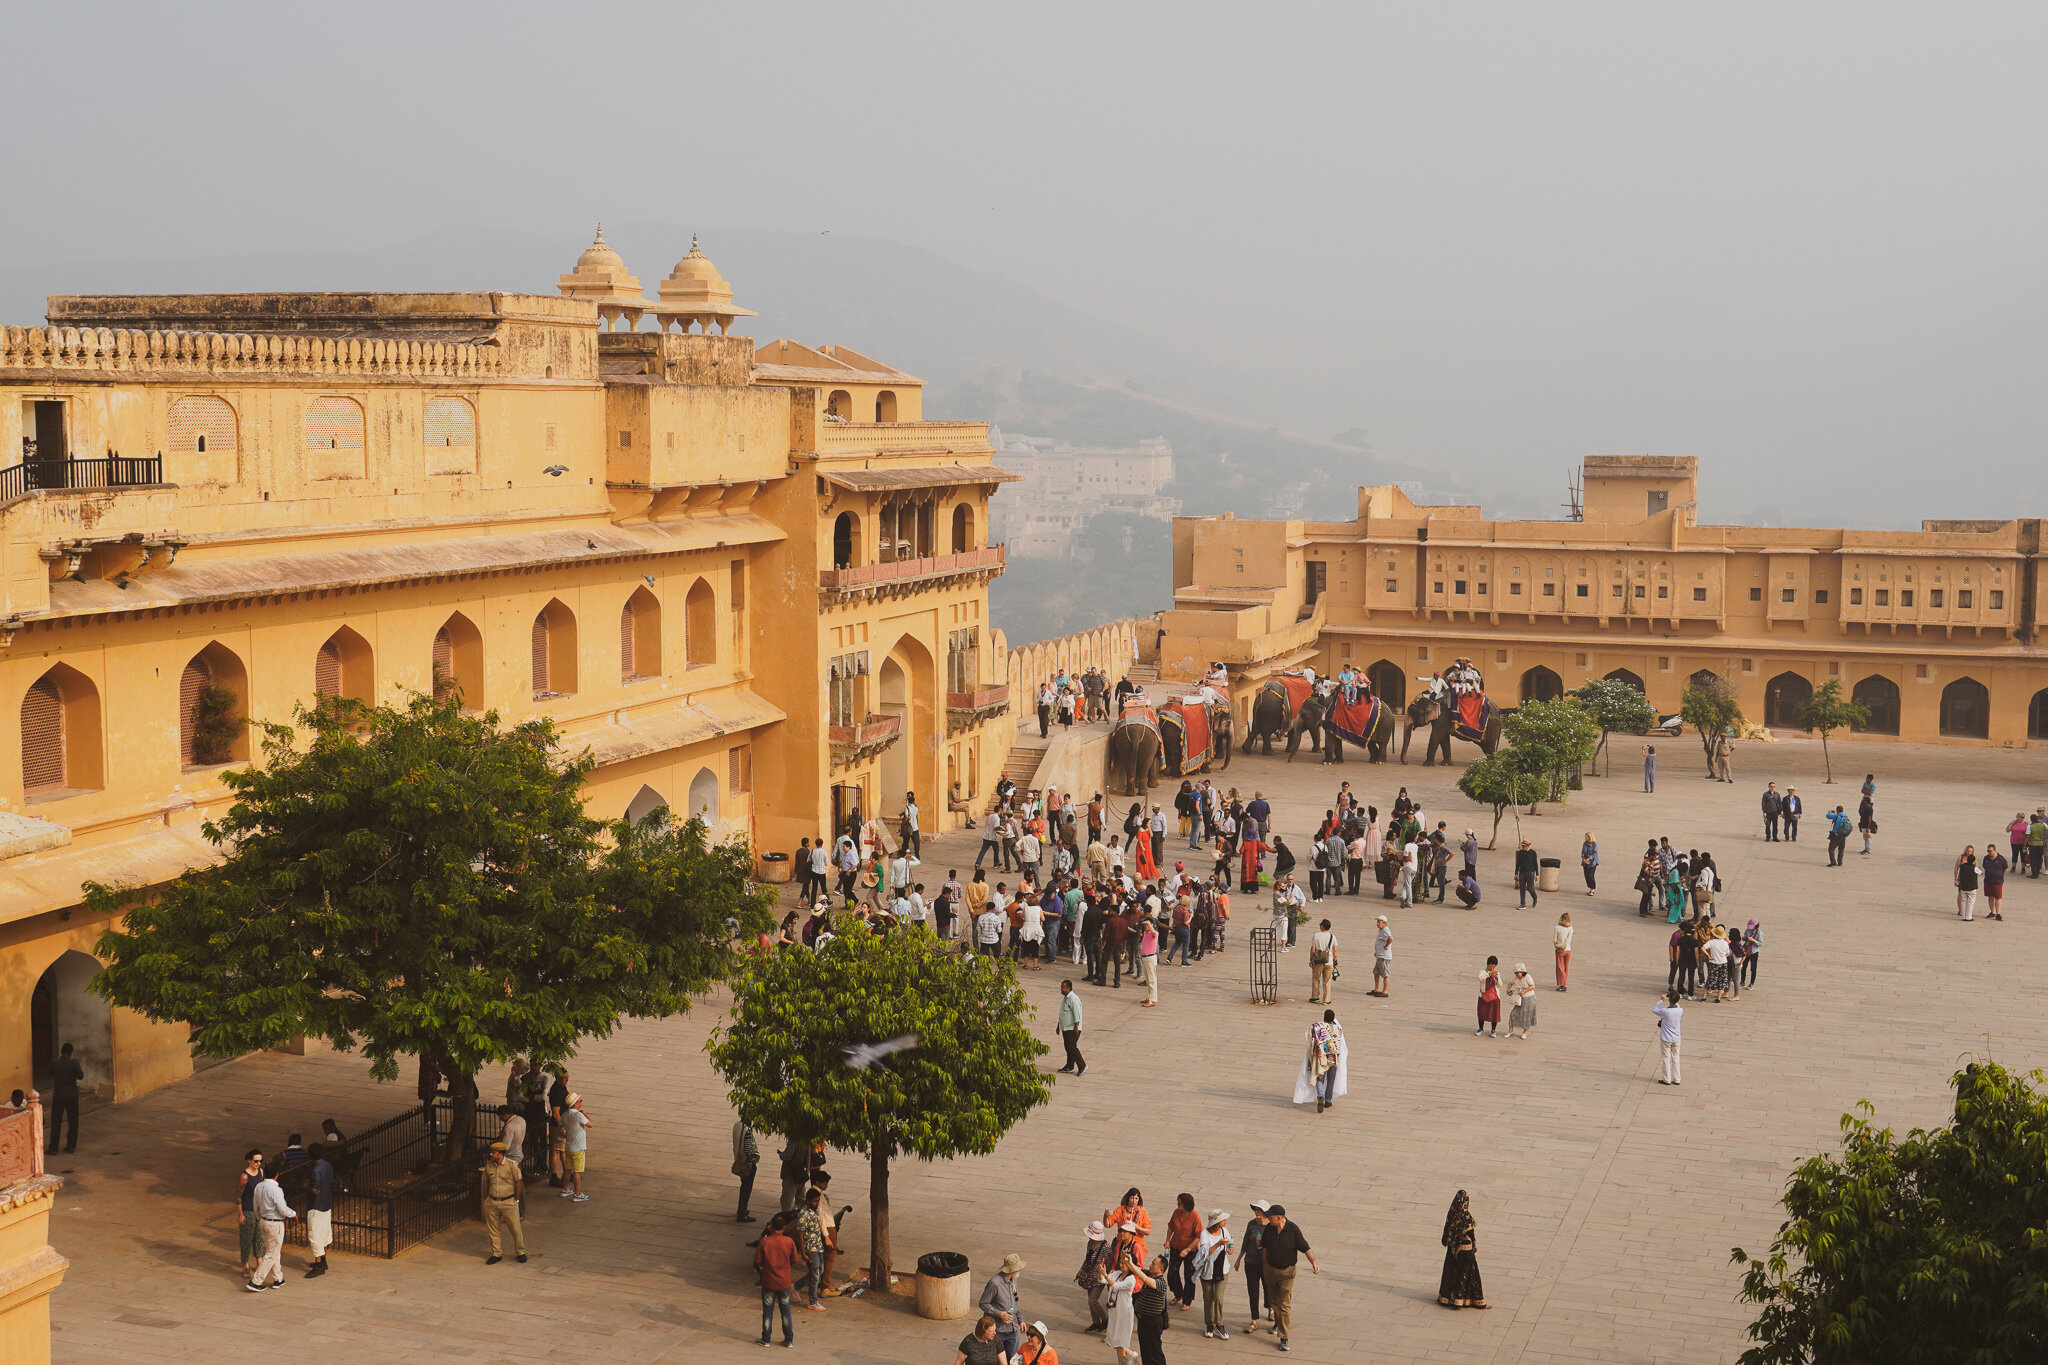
1761, 783, 1783, 841
1515, 840, 1540, 908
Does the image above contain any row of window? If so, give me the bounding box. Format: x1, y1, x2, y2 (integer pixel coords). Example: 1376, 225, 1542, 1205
18, 582, 731, 800
160, 393, 481, 481
1406, 577, 2007, 612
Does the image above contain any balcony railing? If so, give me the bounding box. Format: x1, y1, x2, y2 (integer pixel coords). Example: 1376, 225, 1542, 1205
828, 712, 903, 769
1, 453, 163, 504
945, 684, 1010, 712
817, 420, 991, 454
820, 545, 1005, 594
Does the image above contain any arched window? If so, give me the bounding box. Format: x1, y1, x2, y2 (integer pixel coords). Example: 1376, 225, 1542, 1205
423, 395, 477, 476
179, 643, 249, 767
625, 784, 668, 827
1764, 671, 1812, 729
1603, 668, 1646, 693
313, 626, 373, 706
167, 395, 238, 482
1687, 668, 1722, 693
531, 599, 578, 699
951, 503, 976, 554
21, 664, 103, 798
432, 611, 483, 705
1521, 666, 1563, 704
1852, 675, 1900, 735
685, 579, 716, 668
305, 395, 366, 480
1367, 660, 1405, 708
688, 767, 720, 824
826, 390, 851, 420
833, 511, 861, 569
1940, 677, 1989, 738
875, 390, 898, 423
621, 587, 661, 681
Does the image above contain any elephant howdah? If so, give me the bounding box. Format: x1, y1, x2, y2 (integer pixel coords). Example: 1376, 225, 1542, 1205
1402, 692, 1505, 766
1158, 695, 1232, 777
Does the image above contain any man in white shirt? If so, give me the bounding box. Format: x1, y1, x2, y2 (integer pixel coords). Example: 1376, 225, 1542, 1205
978, 811, 1003, 869
901, 792, 921, 857
1015, 829, 1042, 889
808, 838, 832, 903
1371, 915, 1393, 998
1400, 840, 1420, 907
976, 902, 1007, 958
1652, 992, 1683, 1086
247, 1168, 295, 1291
1271, 875, 1305, 952
1149, 806, 1167, 869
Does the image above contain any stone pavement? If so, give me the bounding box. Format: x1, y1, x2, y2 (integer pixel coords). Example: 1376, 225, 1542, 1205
41, 733, 2048, 1364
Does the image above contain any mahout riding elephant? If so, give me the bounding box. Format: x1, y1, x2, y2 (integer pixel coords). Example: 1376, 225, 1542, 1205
1401, 693, 1505, 766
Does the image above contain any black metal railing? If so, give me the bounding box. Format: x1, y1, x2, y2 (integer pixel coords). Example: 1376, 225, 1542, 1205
279, 1098, 512, 1259
0, 453, 162, 503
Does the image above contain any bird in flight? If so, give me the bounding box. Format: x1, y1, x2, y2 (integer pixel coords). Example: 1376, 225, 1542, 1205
841, 1035, 919, 1070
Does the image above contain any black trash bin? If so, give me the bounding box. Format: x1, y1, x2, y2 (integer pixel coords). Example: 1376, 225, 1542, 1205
916, 1251, 972, 1319
918, 1251, 969, 1278
1537, 856, 1562, 893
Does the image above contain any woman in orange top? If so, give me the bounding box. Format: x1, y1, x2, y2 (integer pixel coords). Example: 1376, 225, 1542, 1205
1165, 1192, 1202, 1310
1105, 1187, 1151, 1264
1016, 1321, 1058, 1365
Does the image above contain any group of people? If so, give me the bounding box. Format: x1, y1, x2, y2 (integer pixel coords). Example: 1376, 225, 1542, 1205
745, 1137, 851, 1347
234, 1126, 345, 1290
1034, 666, 1130, 736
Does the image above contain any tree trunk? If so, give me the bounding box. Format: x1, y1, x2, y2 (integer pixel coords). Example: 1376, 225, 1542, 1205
448, 1069, 478, 1167
1820, 732, 1834, 782
869, 1142, 892, 1290
1596, 730, 1609, 777
1488, 807, 1504, 849
1699, 727, 1716, 776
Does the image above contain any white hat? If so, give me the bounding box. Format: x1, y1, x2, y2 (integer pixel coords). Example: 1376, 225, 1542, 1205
1513, 963, 1527, 973
1084, 1220, 1107, 1241
1028, 1321, 1050, 1341
1207, 1208, 1230, 1224
1376, 914, 1387, 923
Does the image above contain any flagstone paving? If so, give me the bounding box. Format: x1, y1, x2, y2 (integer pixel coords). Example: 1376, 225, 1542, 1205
40, 732, 2048, 1364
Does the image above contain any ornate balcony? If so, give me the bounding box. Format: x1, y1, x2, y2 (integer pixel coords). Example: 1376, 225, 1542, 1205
828, 713, 901, 769
819, 545, 1005, 602
945, 683, 1011, 733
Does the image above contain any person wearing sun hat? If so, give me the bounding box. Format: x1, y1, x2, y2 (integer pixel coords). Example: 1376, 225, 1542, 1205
1195, 1208, 1235, 1338
1016, 1320, 1057, 1364
1233, 1200, 1273, 1333
979, 1253, 1025, 1359
1076, 1220, 1113, 1332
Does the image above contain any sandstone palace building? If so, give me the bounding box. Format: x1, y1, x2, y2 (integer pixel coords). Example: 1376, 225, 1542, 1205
1161, 455, 2048, 747
0, 232, 1016, 1106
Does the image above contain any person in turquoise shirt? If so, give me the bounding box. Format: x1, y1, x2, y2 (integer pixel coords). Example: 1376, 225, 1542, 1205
1056, 979, 1085, 1075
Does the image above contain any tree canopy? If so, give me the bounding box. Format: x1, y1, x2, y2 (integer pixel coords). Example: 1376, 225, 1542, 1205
1457, 751, 1549, 847
1571, 677, 1658, 775
89, 692, 771, 1093
709, 923, 1052, 1286
1501, 696, 1601, 802
1680, 670, 1745, 774
1798, 678, 1869, 784
1732, 1062, 2048, 1364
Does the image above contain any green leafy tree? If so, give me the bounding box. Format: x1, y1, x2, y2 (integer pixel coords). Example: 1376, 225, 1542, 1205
1680, 669, 1745, 776
1731, 1062, 2048, 1363
1501, 697, 1601, 803
1570, 677, 1658, 776
1457, 751, 1549, 848
709, 923, 1052, 1288
89, 692, 770, 1158
1798, 678, 1869, 784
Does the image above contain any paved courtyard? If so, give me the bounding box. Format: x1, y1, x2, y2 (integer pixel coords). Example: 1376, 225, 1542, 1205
39, 731, 2048, 1364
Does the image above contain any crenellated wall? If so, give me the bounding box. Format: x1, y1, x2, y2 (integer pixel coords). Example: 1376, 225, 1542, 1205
1, 325, 500, 380
997, 616, 1151, 700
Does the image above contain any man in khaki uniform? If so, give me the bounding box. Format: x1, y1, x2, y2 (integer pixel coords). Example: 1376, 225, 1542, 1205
481, 1140, 527, 1264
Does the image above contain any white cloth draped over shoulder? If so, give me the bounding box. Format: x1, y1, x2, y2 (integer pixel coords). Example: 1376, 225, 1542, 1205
1293, 1022, 1349, 1104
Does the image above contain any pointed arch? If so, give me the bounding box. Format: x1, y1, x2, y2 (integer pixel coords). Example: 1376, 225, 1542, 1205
2030, 688, 2048, 741
1603, 667, 1646, 693
21, 663, 103, 798
685, 578, 716, 668
621, 587, 662, 681
1366, 659, 1405, 708
314, 625, 374, 706
1764, 671, 1812, 729
432, 611, 483, 705
626, 784, 668, 827
1852, 674, 1900, 735
1940, 676, 1989, 738
1520, 665, 1563, 704
833, 511, 862, 569
180, 642, 249, 767
687, 767, 720, 824
532, 599, 579, 699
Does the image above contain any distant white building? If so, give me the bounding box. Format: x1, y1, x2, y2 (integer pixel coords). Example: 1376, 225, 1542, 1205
991, 434, 1182, 559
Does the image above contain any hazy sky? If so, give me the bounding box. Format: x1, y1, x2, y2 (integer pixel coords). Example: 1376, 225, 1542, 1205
8, 2, 2044, 526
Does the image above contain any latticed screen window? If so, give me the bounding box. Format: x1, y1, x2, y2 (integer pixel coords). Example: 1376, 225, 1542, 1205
729, 744, 753, 795
618, 600, 635, 677
179, 657, 211, 765
433, 627, 455, 700
21, 676, 64, 794
315, 639, 342, 697
730, 558, 746, 612
531, 614, 552, 697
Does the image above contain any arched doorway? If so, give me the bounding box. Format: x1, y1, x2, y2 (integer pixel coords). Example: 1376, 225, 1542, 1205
32, 950, 110, 1097
1366, 660, 1405, 708
2030, 689, 2048, 740
878, 653, 910, 816
1764, 671, 1812, 729
432, 612, 483, 706
1852, 675, 1900, 735
1521, 666, 1563, 704
687, 768, 720, 824
625, 784, 667, 827
832, 512, 860, 569
875, 390, 898, 422
826, 390, 851, 420
1603, 668, 1646, 693
1940, 677, 1989, 738
1687, 668, 1721, 694
951, 503, 975, 554
877, 635, 936, 820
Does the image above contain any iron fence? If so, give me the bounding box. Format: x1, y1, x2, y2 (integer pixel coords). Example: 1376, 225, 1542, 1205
279, 1098, 511, 1259
0, 454, 162, 503
1249, 925, 1279, 1004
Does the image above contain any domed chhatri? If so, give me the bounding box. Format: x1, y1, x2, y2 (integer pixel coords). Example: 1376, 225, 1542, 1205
654, 234, 757, 334
557, 225, 650, 331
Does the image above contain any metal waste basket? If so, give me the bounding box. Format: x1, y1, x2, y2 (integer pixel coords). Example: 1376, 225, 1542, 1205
1537, 856, 1561, 893
915, 1251, 972, 1319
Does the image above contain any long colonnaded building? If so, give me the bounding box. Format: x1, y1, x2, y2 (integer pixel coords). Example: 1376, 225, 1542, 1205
0, 231, 1017, 1108
1160, 455, 2048, 746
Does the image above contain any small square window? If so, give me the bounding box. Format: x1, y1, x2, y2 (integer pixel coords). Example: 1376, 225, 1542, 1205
1930, 589, 1944, 607
1634, 585, 1646, 598
1990, 589, 2004, 609
1575, 652, 1588, 667
1875, 589, 1889, 605
1545, 567, 1555, 578
1828, 661, 1840, 676
1340, 643, 1353, 659
1496, 650, 1509, 663
1814, 589, 1828, 604
1901, 590, 1914, 606
1338, 581, 1348, 594
1417, 647, 1430, 662
1957, 590, 1972, 608
1781, 588, 1796, 603
1454, 580, 1467, 594
1692, 587, 1707, 602
1544, 583, 1557, 596
1509, 582, 1523, 595
1574, 584, 1588, 598
1235, 565, 1244, 574
619, 430, 632, 448
1433, 581, 1444, 594
1611, 583, 1624, 598
1850, 588, 1863, 605
1476, 582, 1488, 595
1656, 585, 1668, 598
1657, 656, 1671, 670
1741, 658, 1754, 674
1385, 578, 1398, 592
1916, 663, 1929, 679
1749, 587, 1763, 601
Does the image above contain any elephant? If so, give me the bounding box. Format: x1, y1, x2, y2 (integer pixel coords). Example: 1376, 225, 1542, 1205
1311, 691, 1397, 763
1242, 684, 1292, 756
1402, 694, 1505, 766
1106, 713, 1163, 795
1160, 702, 1233, 776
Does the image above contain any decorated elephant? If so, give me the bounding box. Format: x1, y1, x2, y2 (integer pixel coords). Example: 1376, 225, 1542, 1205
1317, 687, 1397, 763
1402, 693, 1505, 766
1284, 689, 1328, 761
1106, 706, 1164, 795
1159, 695, 1232, 777
1243, 674, 1320, 757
